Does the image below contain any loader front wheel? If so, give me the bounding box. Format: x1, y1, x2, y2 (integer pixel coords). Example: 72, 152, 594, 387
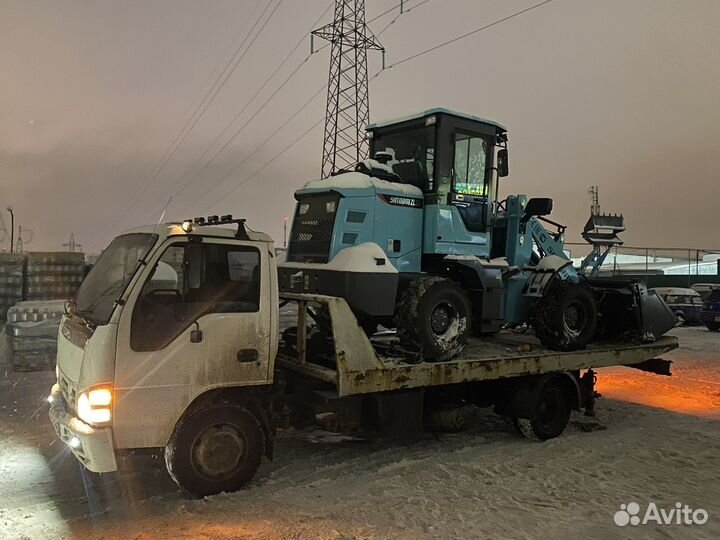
534, 281, 598, 351
395, 277, 471, 361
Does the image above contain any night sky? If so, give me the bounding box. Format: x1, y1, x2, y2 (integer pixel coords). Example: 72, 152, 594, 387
1, 0, 718, 252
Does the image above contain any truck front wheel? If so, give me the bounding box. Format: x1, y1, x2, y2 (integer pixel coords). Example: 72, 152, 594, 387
165, 404, 265, 497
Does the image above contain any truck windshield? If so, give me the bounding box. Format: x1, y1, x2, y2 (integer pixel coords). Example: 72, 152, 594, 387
371, 125, 435, 191
74, 233, 157, 326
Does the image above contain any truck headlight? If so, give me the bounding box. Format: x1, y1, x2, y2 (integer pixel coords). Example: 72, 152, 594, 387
77, 385, 113, 425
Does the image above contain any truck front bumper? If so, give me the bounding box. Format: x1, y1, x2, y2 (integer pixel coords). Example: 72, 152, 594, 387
48, 383, 118, 473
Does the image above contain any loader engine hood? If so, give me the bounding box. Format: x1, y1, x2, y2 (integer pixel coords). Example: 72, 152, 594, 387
286, 171, 423, 265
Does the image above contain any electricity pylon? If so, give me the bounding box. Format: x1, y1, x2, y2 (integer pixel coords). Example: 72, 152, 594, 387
312, 0, 384, 178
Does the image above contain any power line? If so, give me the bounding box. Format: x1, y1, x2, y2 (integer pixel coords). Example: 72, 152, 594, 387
182, 0, 434, 214
165, 2, 334, 210
97, 1, 266, 245
384, 0, 556, 70
167, 56, 323, 212
373, 0, 433, 36
180, 83, 328, 217
174, 0, 430, 214
162, 0, 431, 216
199, 117, 326, 215
148, 0, 432, 222
101, 0, 281, 242
197, 0, 553, 214
134, 0, 284, 204
141, 0, 266, 189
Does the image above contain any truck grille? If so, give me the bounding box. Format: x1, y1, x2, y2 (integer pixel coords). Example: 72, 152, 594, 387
59, 373, 77, 412
287, 192, 341, 263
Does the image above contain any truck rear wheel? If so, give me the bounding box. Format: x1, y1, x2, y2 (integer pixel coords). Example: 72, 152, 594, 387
515, 379, 572, 441
533, 281, 598, 351
165, 404, 265, 497
395, 277, 471, 362
706, 322, 720, 332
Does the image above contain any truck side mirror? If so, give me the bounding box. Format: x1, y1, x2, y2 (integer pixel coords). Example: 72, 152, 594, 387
497, 149, 509, 178
184, 243, 205, 290
524, 197, 553, 217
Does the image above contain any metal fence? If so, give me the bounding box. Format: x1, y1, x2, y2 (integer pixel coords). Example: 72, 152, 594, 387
565, 243, 720, 287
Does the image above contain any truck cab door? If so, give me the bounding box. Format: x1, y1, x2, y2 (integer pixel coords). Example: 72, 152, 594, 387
113, 237, 274, 450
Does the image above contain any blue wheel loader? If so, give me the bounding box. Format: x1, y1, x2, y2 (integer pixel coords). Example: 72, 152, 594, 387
279, 109, 676, 361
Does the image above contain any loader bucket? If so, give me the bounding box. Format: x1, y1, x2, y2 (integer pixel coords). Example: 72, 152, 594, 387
635, 284, 678, 340
588, 279, 677, 342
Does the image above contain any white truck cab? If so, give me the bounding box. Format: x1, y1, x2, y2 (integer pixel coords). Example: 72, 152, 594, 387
49, 218, 278, 495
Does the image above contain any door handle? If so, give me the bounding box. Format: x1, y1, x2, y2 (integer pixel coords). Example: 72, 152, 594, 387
236, 349, 258, 363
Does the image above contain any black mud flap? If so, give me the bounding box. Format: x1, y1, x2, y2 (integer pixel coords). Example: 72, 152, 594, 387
626, 358, 673, 376
588, 279, 676, 342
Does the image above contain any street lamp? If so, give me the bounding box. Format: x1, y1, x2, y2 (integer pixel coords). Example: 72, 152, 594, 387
6, 207, 14, 254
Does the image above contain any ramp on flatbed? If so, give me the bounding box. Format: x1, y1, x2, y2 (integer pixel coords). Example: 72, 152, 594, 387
277, 293, 679, 397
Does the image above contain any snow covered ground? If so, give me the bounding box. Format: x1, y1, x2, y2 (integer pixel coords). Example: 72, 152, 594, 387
1, 326, 718, 540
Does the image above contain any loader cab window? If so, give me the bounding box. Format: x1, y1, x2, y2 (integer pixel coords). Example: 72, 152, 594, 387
370, 124, 435, 191
131, 242, 261, 352
453, 133, 488, 196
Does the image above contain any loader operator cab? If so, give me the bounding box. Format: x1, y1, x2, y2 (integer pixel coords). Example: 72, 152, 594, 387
367, 108, 508, 233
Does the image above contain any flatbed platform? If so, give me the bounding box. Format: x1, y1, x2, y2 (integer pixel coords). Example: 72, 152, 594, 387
277, 293, 679, 397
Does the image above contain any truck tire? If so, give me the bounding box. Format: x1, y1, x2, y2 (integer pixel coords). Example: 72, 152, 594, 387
395, 277, 471, 362
164, 404, 265, 497
533, 281, 598, 351
515, 379, 572, 441
706, 322, 720, 332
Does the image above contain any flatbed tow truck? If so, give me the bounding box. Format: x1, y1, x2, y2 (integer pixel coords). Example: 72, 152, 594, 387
48, 220, 677, 496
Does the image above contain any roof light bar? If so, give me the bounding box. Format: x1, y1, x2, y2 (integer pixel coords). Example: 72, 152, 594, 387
183, 214, 249, 239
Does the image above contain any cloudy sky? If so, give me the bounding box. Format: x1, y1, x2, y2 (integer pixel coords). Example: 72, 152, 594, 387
1, 0, 719, 253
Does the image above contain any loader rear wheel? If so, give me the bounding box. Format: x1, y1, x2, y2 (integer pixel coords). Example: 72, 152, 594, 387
165, 404, 264, 497
395, 277, 471, 362
533, 281, 598, 351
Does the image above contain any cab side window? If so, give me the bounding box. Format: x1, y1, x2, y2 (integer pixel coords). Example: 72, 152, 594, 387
195, 245, 261, 313
130, 243, 261, 352
453, 134, 488, 196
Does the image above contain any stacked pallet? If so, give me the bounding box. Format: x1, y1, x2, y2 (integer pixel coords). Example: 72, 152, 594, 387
5, 300, 66, 372
0, 253, 25, 320
24, 252, 86, 301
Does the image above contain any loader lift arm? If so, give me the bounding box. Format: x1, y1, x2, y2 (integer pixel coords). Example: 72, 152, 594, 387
527, 216, 568, 260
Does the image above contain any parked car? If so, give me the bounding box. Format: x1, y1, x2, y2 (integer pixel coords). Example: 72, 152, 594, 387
652, 287, 704, 325
701, 288, 720, 331
691, 283, 719, 301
